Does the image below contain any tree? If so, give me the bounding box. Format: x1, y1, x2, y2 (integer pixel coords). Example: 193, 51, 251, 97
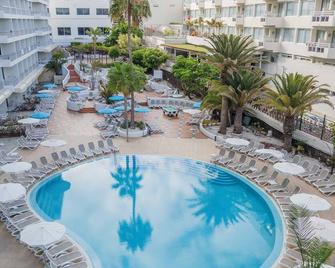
117, 33, 141, 53
132, 48, 168, 71
172, 56, 219, 99
109, 46, 120, 61
225, 69, 270, 134
263, 73, 332, 151
45, 49, 67, 75
86, 27, 101, 57
206, 34, 259, 134
104, 22, 143, 46
107, 62, 146, 140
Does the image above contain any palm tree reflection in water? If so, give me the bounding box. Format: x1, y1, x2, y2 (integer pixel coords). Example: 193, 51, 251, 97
111, 155, 153, 253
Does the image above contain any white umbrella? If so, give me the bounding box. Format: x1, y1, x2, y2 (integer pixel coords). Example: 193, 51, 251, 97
273, 162, 305, 175
225, 138, 250, 146
310, 217, 335, 242
41, 139, 66, 148
255, 149, 284, 159
290, 193, 331, 212
183, 109, 201, 115
18, 118, 40, 125
0, 183, 26, 203
20, 222, 66, 247
1, 162, 32, 173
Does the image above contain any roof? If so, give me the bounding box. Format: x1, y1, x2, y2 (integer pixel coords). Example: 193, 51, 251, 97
163, 43, 209, 54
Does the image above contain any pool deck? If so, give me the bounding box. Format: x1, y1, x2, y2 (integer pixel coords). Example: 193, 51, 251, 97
1, 89, 335, 268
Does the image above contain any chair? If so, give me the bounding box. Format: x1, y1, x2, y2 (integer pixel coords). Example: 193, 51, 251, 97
210, 148, 226, 163
60, 151, 78, 164
88, 142, 103, 156
313, 174, 335, 188
97, 140, 111, 154
78, 144, 94, 158
106, 139, 119, 153
255, 171, 279, 185
48, 251, 83, 268
51, 152, 68, 167
319, 185, 335, 196
291, 155, 301, 164
298, 164, 320, 178
247, 166, 268, 180
69, 148, 86, 161
217, 151, 235, 166
236, 159, 256, 174
227, 155, 247, 169
266, 178, 290, 192
45, 240, 74, 258
40, 156, 58, 172
304, 169, 329, 184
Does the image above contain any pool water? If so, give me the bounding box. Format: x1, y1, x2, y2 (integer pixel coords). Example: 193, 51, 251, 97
29, 155, 283, 268
67, 86, 83, 92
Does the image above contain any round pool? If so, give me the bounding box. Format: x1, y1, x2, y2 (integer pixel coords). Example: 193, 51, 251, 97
29, 155, 284, 268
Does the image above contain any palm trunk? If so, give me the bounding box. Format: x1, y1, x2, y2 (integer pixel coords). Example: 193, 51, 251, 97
233, 107, 243, 134
219, 96, 228, 135
127, 0, 135, 129
124, 97, 129, 142
283, 115, 295, 152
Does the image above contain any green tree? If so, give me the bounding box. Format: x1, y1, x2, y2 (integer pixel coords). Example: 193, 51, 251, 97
86, 27, 101, 57
132, 48, 168, 71
109, 46, 120, 61
107, 62, 146, 140
104, 22, 143, 46
207, 34, 259, 134
225, 69, 270, 134
117, 33, 141, 52
263, 73, 332, 151
45, 49, 67, 75
172, 56, 219, 99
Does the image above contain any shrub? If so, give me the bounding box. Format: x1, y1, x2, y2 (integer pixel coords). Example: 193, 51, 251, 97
109, 46, 120, 60
104, 22, 143, 47
132, 48, 168, 71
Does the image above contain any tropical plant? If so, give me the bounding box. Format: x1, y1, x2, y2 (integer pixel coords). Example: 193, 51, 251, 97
109, 46, 120, 61
117, 33, 141, 53
86, 27, 101, 56
107, 62, 146, 139
289, 205, 334, 268
172, 56, 219, 99
45, 49, 67, 75
206, 34, 259, 134
104, 22, 143, 46
263, 73, 332, 151
224, 69, 270, 134
132, 48, 168, 71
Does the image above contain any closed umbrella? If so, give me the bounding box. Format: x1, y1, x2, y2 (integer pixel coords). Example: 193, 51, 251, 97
42, 83, 57, 89
38, 89, 56, 94
115, 106, 130, 112
98, 108, 118, 115
0, 183, 26, 203
18, 118, 40, 125
31, 112, 50, 119
20, 222, 66, 247
255, 149, 284, 159
41, 139, 66, 148
290, 193, 331, 212
225, 138, 250, 146
109, 95, 124, 102
1, 162, 32, 173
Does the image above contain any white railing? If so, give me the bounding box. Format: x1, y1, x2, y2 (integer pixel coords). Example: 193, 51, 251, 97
312, 10, 335, 23
62, 63, 70, 88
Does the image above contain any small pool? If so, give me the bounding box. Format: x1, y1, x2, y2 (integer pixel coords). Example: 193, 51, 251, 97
67, 86, 84, 92
29, 155, 284, 268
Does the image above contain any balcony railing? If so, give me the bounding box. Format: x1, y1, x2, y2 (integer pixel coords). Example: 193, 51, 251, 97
312, 10, 335, 23
0, 46, 37, 62
0, 28, 35, 37
34, 26, 51, 32
307, 42, 331, 53
0, 6, 32, 16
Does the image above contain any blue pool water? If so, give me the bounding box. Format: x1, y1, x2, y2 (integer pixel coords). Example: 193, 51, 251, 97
29, 155, 284, 268
67, 86, 84, 92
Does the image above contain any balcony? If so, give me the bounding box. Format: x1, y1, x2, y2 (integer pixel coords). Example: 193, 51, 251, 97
235, 15, 244, 25
0, 46, 37, 67
215, 0, 222, 6
198, 0, 205, 9
260, 13, 283, 27
235, 0, 245, 4
307, 42, 335, 59
312, 10, 335, 27
263, 39, 280, 52
34, 26, 52, 35
0, 6, 32, 17
0, 29, 35, 42
32, 11, 49, 18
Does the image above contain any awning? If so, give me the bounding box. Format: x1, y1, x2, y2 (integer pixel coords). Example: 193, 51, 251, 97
162, 43, 209, 54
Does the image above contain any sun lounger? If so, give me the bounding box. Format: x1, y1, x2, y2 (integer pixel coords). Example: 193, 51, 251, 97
319, 185, 335, 196
210, 148, 226, 163
280, 257, 300, 268
255, 171, 279, 185
40, 156, 58, 172
258, 153, 271, 161
239, 141, 254, 154
217, 151, 235, 166
313, 174, 335, 188
51, 152, 69, 167
78, 144, 94, 158
97, 140, 111, 154
247, 166, 268, 180
236, 159, 256, 174
46, 240, 75, 258
266, 178, 289, 192
24, 161, 46, 179
227, 155, 247, 169
60, 151, 78, 164
62, 262, 88, 268
17, 136, 40, 150
69, 148, 86, 161
49, 251, 83, 268
290, 155, 301, 164
100, 126, 118, 139
273, 186, 300, 198
106, 139, 119, 153
298, 164, 320, 178
304, 169, 329, 183
88, 142, 103, 156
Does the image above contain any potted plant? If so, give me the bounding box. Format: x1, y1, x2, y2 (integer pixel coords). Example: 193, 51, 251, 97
46, 49, 67, 84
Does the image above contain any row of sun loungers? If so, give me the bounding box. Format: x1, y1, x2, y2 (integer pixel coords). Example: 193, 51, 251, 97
0, 150, 22, 165
147, 97, 194, 109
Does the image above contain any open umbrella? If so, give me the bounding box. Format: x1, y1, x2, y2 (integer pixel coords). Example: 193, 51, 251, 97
18, 118, 40, 125
0, 183, 26, 203
310, 217, 335, 242
98, 108, 118, 115
273, 162, 305, 176
41, 139, 66, 148
36, 93, 53, 99
134, 107, 150, 113
192, 101, 202, 109
109, 95, 124, 102
290, 193, 331, 212
1, 162, 32, 173
31, 112, 50, 119
20, 222, 66, 247
42, 83, 57, 89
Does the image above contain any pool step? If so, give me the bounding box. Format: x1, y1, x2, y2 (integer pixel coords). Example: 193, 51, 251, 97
208, 177, 237, 186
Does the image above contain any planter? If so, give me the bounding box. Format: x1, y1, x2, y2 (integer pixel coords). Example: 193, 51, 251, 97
117, 126, 149, 138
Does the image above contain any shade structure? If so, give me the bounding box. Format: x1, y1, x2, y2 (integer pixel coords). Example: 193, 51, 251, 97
273, 162, 305, 175
134, 107, 150, 113
225, 138, 250, 146
41, 139, 66, 148
114, 106, 131, 112
255, 149, 284, 159
67, 86, 83, 92
98, 108, 118, 115
109, 95, 124, 102
18, 118, 40, 125
42, 83, 57, 89
31, 112, 50, 119
0, 183, 26, 203
36, 93, 53, 99
183, 109, 201, 115
310, 217, 335, 242
20, 222, 66, 247
290, 193, 331, 212
1, 162, 32, 173
192, 101, 202, 109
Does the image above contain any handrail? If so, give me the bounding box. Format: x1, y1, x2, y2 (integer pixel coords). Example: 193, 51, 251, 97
62, 62, 70, 88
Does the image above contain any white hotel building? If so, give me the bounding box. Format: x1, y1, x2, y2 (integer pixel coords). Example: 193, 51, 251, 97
49, 0, 184, 45
0, 0, 56, 113
183, 0, 335, 94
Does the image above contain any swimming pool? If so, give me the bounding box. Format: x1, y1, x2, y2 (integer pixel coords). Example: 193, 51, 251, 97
66, 86, 84, 92
29, 155, 284, 268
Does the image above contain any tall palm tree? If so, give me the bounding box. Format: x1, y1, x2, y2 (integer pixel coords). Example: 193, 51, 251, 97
263, 73, 332, 151
107, 62, 147, 141
207, 34, 259, 134
225, 69, 270, 134
109, 0, 151, 128
86, 27, 101, 57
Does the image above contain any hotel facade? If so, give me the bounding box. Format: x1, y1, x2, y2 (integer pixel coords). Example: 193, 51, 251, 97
0, 0, 56, 113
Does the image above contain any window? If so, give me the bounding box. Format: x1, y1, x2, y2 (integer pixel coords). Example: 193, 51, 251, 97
56, 8, 69, 15
77, 8, 89, 15
222, 7, 229, 17
98, 27, 109, 35
282, 28, 295, 42
286, 2, 297, 16
96, 8, 108, 15
297, 29, 310, 43
244, 5, 254, 17
243, 27, 253, 37
228, 7, 236, 17
255, 4, 265, 16
300, 0, 314, 15
227, 26, 235, 34
78, 27, 90, 35
57, 27, 71, 36
254, 28, 264, 40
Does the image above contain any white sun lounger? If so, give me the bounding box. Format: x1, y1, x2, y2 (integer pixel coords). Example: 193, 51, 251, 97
247, 166, 268, 180
266, 178, 290, 193
313, 174, 335, 188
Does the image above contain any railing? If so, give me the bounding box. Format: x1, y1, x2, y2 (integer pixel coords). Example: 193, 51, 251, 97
0, 6, 32, 16
62, 63, 70, 88
312, 10, 335, 23
250, 104, 333, 143
34, 26, 51, 32
307, 42, 334, 54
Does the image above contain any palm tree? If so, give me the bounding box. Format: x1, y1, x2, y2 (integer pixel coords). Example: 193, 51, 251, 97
86, 27, 101, 58
45, 49, 67, 76
184, 19, 194, 34
206, 18, 216, 35
225, 69, 270, 134
207, 34, 259, 134
263, 73, 332, 151
215, 21, 224, 34
107, 62, 146, 141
